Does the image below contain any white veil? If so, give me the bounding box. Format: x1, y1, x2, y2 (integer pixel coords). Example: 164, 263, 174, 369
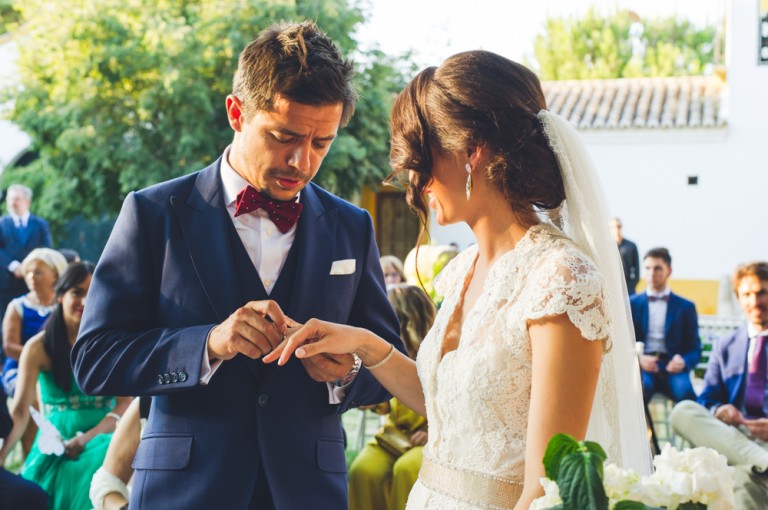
537, 109, 653, 475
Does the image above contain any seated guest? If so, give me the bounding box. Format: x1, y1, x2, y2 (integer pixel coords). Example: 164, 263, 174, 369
380, 255, 406, 287
90, 397, 149, 510
348, 284, 435, 510
670, 262, 768, 510
2, 248, 68, 397
631, 247, 700, 404
0, 382, 48, 510
0, 262, 132, 510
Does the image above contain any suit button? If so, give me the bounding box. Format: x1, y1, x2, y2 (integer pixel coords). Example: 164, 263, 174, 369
171, 372, 179, 383
257, 393, 269, 407
163, 374, 171, 384
178, 371, 188, 383
157, 374, 164, 385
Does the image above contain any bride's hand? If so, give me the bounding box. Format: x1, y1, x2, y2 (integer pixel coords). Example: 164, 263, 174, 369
263, 318, 371, 366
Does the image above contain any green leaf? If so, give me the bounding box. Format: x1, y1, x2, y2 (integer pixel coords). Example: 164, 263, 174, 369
543, 433, 581, 480
677, 503, 707, 510
557, 451, 609, 510
613, 501, 654, 510
581, 440, 607, 462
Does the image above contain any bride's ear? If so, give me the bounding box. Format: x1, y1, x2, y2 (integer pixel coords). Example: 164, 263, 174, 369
467, 145, 484, 169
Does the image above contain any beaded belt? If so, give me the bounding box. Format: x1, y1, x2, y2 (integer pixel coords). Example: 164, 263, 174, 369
418, 455, 523, 509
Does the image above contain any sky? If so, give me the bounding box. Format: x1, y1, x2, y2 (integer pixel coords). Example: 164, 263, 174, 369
355, 0, 726, 67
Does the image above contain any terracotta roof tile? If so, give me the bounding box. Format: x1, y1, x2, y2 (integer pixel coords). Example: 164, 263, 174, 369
541, 76, 727, 129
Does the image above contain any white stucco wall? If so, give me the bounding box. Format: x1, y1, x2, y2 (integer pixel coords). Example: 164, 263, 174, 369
432, 0, 768, 283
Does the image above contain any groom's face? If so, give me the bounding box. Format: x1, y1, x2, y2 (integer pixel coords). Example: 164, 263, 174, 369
226, 93, 343, 201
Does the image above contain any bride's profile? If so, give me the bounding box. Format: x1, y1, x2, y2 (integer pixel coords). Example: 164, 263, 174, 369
264, 50, 652, 509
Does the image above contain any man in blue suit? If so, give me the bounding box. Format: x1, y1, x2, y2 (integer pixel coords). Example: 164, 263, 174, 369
630, 247, 701, 404
71, 22, 403, 509
0, 184, 52, 331
671, 262, 768, 509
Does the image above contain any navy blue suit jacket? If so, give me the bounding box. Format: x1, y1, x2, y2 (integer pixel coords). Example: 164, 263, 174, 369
630, 292, 701, 371
0, 214, 51, 301
698, 326, 750, 411
71, 159, 404, 509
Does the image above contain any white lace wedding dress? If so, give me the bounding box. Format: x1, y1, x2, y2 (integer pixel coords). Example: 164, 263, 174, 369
406, 223, 611, 509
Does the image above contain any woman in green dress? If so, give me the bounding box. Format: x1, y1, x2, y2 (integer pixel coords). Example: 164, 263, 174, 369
0, 262, 132, 510
348, 284, 435, 510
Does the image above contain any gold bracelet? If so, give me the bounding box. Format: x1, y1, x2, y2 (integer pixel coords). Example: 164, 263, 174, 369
364, 344, 396, 370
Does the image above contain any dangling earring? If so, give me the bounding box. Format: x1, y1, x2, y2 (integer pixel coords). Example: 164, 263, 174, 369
465, 163, 472, 201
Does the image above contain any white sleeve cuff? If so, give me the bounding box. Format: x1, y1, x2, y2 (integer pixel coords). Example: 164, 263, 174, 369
199, 328, 223, 384
89, 467, 130, 510
7, 260, 19, 273
327, 382, 345, 404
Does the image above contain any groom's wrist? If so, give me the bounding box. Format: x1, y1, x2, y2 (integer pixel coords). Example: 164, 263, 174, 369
331, 354, 361, 388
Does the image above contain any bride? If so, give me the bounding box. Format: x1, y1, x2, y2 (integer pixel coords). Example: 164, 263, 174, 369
264, 50, 652, 509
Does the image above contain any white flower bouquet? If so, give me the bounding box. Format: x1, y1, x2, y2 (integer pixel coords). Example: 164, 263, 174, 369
530, 434, 734, 510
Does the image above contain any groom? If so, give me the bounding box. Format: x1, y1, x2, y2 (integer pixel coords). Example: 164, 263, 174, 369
71, 22, 403, 509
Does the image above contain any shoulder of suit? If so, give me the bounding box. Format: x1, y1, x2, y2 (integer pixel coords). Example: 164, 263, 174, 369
135, 169, 204, 204
669, 292, 696, 308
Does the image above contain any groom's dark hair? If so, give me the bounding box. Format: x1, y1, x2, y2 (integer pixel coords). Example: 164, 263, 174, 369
232, 21, 357, 125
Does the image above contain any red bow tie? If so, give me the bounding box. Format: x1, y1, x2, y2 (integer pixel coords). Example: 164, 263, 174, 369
233, 186, 303, 234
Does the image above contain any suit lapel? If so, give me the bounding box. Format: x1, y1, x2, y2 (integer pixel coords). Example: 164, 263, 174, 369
735, 327, 751, 402
171, 160, 241, 323
289, 184, 336, 321
640, 294, 650, 340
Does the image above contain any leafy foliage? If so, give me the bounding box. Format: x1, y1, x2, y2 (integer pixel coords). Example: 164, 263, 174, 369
0, 0, 21, 35
529, 8, 722, 80
2, 0, 408, 237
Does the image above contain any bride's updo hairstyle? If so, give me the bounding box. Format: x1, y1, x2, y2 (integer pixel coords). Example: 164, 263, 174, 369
389, 50, 565, 228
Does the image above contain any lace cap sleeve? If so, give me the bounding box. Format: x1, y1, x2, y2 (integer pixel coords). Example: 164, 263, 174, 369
525, 247, 611, 342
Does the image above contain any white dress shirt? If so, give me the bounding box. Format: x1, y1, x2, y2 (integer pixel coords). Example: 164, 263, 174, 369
199, 148, 346, 403
7, 211, 31, 272
645, 288, 671, 354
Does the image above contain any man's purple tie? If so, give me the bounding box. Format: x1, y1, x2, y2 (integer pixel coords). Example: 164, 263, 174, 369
744, 335, 767, 418
233, 186, 302, 234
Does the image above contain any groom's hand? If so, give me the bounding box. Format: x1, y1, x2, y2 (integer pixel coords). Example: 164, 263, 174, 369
207, 300, 288, 361
301, 353, 355, 383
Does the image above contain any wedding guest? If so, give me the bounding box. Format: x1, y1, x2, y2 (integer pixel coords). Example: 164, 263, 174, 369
611, 218, 639, 294
631, 247, 701, 404
671, 261, 768, 510
0, 262, 132, 510
0, 184, 52, 347
89, 397, 150, 510
349, 284, 434, 510
0, 382, 48, 510
1, 248, 68, 397
267, 50, 651, 509
380, 255, 406, 286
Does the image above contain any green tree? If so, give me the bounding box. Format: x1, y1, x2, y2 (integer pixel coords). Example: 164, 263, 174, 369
0, 0, 21, 35
1, 0, 407, 238
529, 8, 721, 80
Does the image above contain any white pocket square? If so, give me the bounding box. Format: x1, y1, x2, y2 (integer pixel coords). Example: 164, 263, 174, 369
330, 259, 356, 275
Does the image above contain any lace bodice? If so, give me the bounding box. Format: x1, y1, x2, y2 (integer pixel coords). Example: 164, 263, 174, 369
407, 223, 610, 509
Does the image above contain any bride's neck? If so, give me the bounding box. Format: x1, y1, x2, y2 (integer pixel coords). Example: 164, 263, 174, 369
469, 208, 533, 265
